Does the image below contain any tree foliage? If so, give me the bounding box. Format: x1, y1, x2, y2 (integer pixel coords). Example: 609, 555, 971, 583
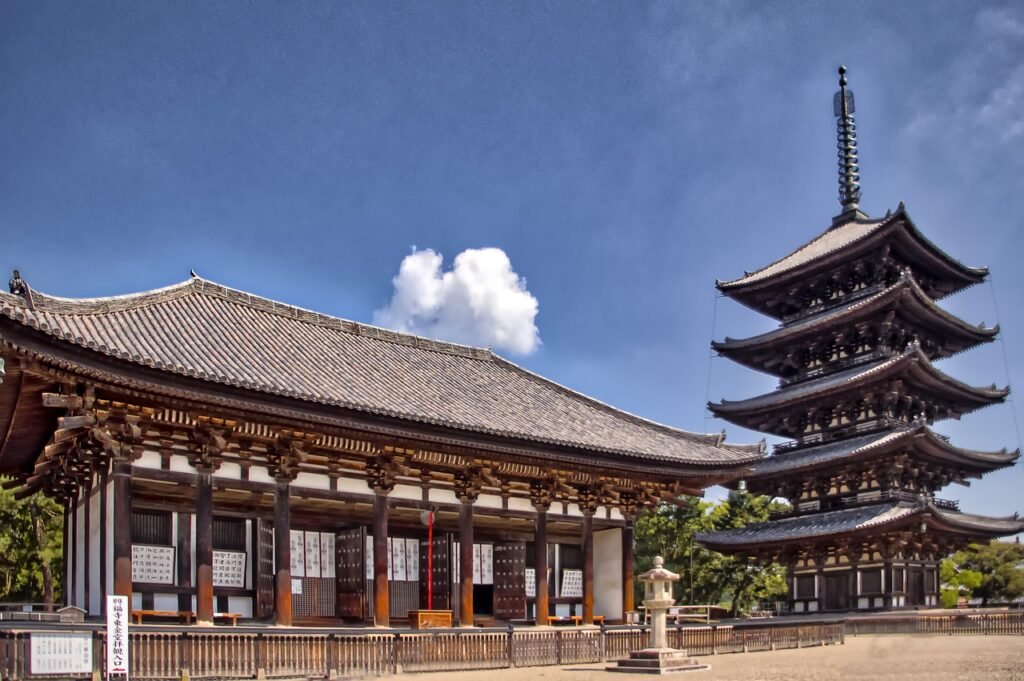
0, 481, 63, 605
634, 491, 789, 616
939, 540, 1024, 608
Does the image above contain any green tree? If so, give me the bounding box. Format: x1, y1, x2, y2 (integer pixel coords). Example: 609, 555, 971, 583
0, 481, 64, 606
633, 492, 789, 616
940, 541, 1024, 608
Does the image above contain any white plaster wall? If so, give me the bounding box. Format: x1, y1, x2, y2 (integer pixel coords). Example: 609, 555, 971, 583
135, 450, 162, 469
338, 477, 372, 495
390, 484, 422, 501
429, 487, 458, 505
608, 508, 623, 521
214, 462, 242, 480
106, 478, 114, 599
169, 454, 194, 474
295, 471, 330, 490
88, 490, 102, 616
563, 503, 582, 518
154, 594, 178, 611
507, 497, 533, 513
593, 528, 623, 620
248, 466, 273, 484
475, 493, 502, 509
131, 593, 142, 610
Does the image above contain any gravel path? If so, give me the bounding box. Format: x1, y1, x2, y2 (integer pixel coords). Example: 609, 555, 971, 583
402, 636, 1024, 681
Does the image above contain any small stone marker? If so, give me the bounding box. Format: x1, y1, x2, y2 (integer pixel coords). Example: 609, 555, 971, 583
607, 556, 709, 675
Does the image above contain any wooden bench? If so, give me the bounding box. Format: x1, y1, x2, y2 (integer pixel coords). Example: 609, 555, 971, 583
131, 610, 195, 625
213, 612, 242, 626
569, 615, 605, 625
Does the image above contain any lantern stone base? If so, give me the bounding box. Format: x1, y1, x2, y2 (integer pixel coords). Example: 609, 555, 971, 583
607, 648, 710, 675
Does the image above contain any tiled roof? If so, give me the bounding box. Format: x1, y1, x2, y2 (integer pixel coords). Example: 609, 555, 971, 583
713, 273, 998, 355
746, 427, 1018, 479
0, 277, 761, 467
717, 206, 987, 291
710, 345, 1009, 416
696, 502, 919, 547
697, 500, 1024, 548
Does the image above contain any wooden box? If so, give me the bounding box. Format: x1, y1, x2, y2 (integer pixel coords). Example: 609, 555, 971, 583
408, 609, 453, 629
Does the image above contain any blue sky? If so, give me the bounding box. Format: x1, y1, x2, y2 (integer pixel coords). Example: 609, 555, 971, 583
1, 2, 1022, 519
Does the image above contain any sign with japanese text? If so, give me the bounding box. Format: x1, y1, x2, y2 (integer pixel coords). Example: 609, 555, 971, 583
131, 544, 175, 584
304, 531, 321, 578
290, 531, 305, 577
212, 550, 246, 588
30, 633, 92, 675
106, 595, 129, 675
320, 532, 336, 578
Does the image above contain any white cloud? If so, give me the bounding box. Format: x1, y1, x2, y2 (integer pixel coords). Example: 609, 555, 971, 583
373, 247, 541, 354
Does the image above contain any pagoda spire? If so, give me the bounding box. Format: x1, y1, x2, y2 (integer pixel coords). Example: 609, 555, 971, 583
834, 65, 863, 223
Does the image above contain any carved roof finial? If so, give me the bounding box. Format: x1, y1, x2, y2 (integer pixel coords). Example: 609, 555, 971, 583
8, 270, 27, 296
834, 65, 863, 219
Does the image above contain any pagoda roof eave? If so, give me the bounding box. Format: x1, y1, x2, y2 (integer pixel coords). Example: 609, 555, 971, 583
696, 500, 1024, 551
709, 344, 1009, 424
716, 205, 988, 309
712, 273, 998, 365
733, 426, 1019, 483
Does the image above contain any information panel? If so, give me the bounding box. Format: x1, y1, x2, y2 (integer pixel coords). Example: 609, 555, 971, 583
304, 532, 321, 578
106, 595, 129, 675
212, 550, 246, 588
290, 531, 305, 577
131, 544, 175, 584
320, 532, 336, 578
30, 633, 92, 675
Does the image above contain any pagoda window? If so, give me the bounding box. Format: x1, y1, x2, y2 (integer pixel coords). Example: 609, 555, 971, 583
795, 575, 816, 599
860, 569, 882, 595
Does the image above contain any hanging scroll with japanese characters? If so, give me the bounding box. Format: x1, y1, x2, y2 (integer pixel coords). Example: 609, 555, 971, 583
290, 531, 305, 577
304, 532, 321, 578
320, 532, 336, 578
212, 550, 246, 588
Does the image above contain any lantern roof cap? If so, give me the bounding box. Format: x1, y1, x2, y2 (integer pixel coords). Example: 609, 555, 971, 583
638, 556, 680, 583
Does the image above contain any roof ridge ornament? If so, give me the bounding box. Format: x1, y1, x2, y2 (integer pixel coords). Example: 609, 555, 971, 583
832, 65, 866, 225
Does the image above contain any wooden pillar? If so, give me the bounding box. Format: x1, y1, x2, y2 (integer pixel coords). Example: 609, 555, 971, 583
533, 505, 549, 626
177, 512, 192, 612
622, 520, 635, 615
112, 460, 133, 599
273, 478, 292, 626
459, 499, 474, 627
373, 492, 390, 627
582, 510, 594, 624
83, 480, 92, 613
99, 470, 108, 607
68, 495, 79, 608
195, 468, 215, 624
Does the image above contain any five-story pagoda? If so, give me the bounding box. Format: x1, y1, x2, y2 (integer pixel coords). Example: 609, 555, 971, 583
697, 67, 1023, 613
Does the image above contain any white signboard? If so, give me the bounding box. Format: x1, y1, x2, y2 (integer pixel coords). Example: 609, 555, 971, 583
320, 532, 336, 578
561, 569, 583, 598
525, 568, 536, 597
391, 537, 407, 581
405, 538, 419, 581
106, 595, 129, 675
291, 578, 303, 595
30, 633, 92, 675
472, 544, 482, 584
290, 531, 305, 577
213, 550, 246, 588
480, 544, 494, 585
304, 532, 321, 578
131, 544, 175, 584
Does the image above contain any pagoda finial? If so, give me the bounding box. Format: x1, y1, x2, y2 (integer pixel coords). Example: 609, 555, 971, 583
834, 65, 862, 220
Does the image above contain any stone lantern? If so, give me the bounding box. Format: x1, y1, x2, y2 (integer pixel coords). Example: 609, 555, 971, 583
607, 556, 709, 675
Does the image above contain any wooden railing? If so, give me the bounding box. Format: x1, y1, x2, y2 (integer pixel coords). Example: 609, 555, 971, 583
847, 611, 1024, 636
0, 617, 902, 681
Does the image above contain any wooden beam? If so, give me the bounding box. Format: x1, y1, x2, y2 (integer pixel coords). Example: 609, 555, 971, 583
42, 393, 84, 409
58, 414, 96, 430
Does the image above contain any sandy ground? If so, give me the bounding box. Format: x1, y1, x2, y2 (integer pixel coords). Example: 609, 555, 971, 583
399, 636, 1024, 681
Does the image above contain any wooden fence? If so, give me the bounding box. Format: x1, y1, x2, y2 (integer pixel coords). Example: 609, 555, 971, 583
0, 621, 847, 680
847, 611, 1024, 636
